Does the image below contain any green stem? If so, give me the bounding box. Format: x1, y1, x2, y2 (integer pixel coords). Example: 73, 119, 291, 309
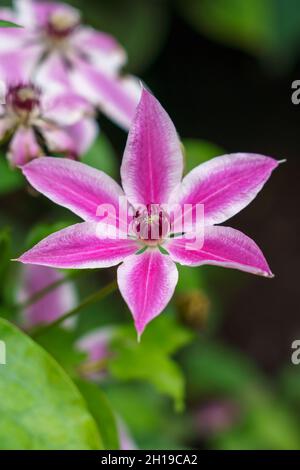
15, 270, 85, 311
31, 279, 118, 338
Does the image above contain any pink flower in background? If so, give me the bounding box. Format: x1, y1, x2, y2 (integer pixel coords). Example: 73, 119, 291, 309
18, 88, 279, 337
76, 327, 114, 381
0, 0, 141, 129
18, 264, 77, 329
0, 81, 96, 167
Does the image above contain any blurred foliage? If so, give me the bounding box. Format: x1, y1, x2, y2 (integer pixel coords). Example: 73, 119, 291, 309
82, 133, 119, 179
0, 157, 24, 195
0, 19, 21, 27
0, 228, 11, 298
181, 340, 300, 449
105, 382, 191, 449
36, 327, 86, 377
0, 318, 103, 450
108, 311, 194, 411
76, 380, 120, 450
178, 0, 300, 70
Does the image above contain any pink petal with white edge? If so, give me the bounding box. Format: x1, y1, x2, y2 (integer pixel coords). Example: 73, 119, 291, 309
35, 52, 71, 96
172, 153, 280, 227
0, 8, 26, 52
65, 118, 98, 156
70, 58, 141, 129
15, 0, 79, 28
117, 249, 178, 336
22, 157, 125, 223
18, 222, 140, 269
73, 27, 127, 71
165, 225, 273, 277
121, 88, 184, 207
8, 127, 41, 167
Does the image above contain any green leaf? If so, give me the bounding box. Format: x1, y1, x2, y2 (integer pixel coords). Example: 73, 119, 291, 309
108, 312, 193, 411
182, 138, 225, 174
0, 19, 22, 28
0, 318, 103, 449
82, 133, 119, 179
0, 158, 24, 195
76, 380, 120, 450
135, 310, 194, 355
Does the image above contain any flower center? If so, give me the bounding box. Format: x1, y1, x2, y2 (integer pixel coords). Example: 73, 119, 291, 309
133, 204, 170, 244
46, 10, 80, 39
6, 84, 41, 120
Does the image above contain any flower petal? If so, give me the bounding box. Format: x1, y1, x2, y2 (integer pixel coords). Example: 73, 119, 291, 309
22, 157, 125, 223
35, 51, 71, 95
121, 88, 184, 207
172, 153, 279, 226
18, 222, 140, 269
18, 265, 77, 329
0, 45, 41, 84
72, 27, 127, 71
70, 58, 141, 129
8, 127, 42, 167
15, 0, 79, 28
43, 93, 93, 126
166, 225, 273, 277
41, 125, 77, 157
117, 249, 178, 336
65, 118, 98, 156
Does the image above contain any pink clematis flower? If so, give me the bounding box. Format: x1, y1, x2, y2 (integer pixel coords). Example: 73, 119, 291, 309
17, 88, 280, 337
0, 0, 141, 129
17, 264, 77, 329
0, 80, 96, 167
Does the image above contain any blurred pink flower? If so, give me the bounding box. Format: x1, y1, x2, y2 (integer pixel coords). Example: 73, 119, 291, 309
18, 88, 279, 336
118, 420, 137, 451
0, 80, 96, 167
18, 264, 77, 329
195, 400, 240, 436
0, 0, 141, 129
76, 327, 114, 381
